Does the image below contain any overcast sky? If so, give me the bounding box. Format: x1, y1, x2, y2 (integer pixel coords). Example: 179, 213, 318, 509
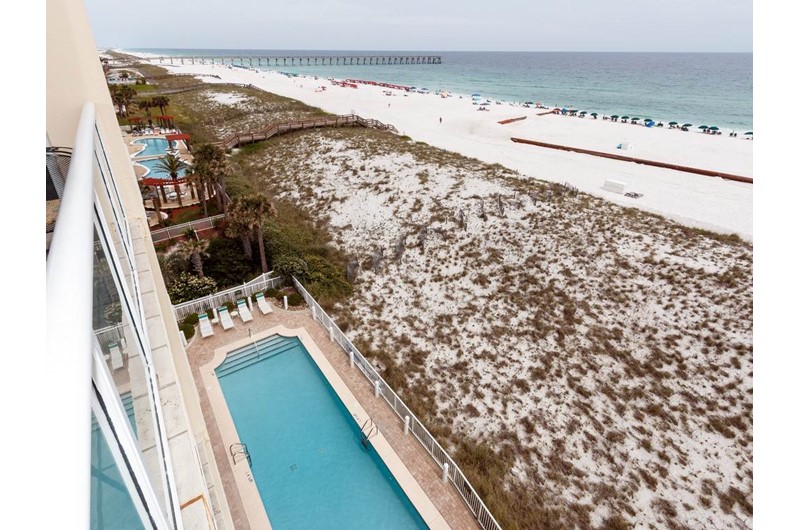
85, 0, 753, 52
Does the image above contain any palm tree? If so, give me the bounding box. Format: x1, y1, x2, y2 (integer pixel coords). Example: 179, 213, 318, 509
224, 204, 254, 260
192, 144, 230, 213
231, 194, 277, 273
139, 183, 163, 226
152, 95, 170, 115
154, 154, 187, 207
187, 163, 212, 217
174, 238, 210, 277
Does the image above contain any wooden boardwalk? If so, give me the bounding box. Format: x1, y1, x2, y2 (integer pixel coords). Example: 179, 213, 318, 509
216, 114, 398, 150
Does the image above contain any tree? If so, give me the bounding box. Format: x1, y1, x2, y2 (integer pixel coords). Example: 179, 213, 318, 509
224, 205, 254, 260
137, 99, 153, 117
192, 144, 230, 213
154, 154, 187, 207
174, 237, 211, 277
152, 95, 170, 115
229, 194, 277, 273
139, 183, 163, 226
187, 163, 212, 217
110, 85, 136, 116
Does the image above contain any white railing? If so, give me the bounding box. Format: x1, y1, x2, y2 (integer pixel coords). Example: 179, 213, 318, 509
94, 323, 126, 348
172, 273, 284, 321
291, 277, 503, 530
46, 102, 97, 529
151, 214, 225, 243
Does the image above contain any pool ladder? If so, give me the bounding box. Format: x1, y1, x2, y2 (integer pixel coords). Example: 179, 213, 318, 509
360, 418, 378, 450
230, 442, 252, 467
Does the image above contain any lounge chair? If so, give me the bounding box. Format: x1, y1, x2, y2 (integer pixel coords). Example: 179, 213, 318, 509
255, 292, 273, 315
198, 313, 214, 338
219, 306, 235, 331
237, 299, 253, 323
109, 342, 124, 370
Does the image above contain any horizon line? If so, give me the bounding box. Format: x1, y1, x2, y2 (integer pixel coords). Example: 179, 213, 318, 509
110, 47, 753, 54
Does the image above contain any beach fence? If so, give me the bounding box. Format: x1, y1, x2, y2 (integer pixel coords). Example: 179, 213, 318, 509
291, 277, 503, 530
172, 273, 284, 322
151, 214, 225, 244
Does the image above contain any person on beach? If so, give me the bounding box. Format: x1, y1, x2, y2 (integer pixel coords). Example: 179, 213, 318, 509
439, 117, 442, 124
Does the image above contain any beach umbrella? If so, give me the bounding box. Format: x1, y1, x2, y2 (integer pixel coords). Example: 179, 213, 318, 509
744, 131, 753, 135
631, 117, 640, 122
668, 121, 678, 126
682, 123, 692, 128
644, 118, 653, 123
708, 126, 719, 131
621, 116, 629, 119
611, 115, 619, 119
698, 125, 708, 130
591, 112, 598, 116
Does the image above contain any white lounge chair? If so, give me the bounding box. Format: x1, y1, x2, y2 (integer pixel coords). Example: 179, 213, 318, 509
237, 299, 253, 323
198, 313, 214, 338
109, 342, 124, 370
255, 292, 273, 315
219, 306, 234, 331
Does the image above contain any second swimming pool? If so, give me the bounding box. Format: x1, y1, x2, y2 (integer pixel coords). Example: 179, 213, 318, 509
216, 335, 428, 530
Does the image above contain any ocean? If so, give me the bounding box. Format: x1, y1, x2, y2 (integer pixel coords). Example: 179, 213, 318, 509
128, 49, 753, 131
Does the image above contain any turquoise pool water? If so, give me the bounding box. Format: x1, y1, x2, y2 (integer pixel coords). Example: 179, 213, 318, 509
216, 335, 428, 530
135, 157, 188, 180
132, 137, 170, 158
91, 393, 144, 530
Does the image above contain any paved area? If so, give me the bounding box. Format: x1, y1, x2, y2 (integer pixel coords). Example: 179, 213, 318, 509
185, 301, 482, 530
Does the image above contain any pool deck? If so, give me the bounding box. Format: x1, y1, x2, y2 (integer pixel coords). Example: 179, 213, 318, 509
185, 303, 483, 530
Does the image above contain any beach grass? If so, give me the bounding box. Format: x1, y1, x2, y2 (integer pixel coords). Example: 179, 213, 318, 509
139, 70, 753, 530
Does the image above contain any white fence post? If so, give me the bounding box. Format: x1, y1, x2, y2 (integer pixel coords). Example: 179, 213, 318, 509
179, 330, 187, 347
349, 351, 354, 368
404, 415, 410, 435
312, 305, 316, 321
328, 325, 334, 342
373, 380, 380, 398
283, 295, 288, 310
442, 463, 449, 483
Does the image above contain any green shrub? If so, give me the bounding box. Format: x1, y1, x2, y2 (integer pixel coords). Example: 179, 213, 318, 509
265, 288, 280, 298
179, 319, 196, 340
287, 293, 304, 307
224, 301, 236, 312
273, 254, 308, 280
167, 273, 217, 304
183, 313, 199, 327
204, 237, 257, 288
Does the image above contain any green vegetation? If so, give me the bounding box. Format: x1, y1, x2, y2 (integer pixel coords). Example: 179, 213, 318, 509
167, 272, 217, 304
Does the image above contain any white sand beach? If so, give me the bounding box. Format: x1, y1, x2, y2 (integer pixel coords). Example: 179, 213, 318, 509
126, 52, 753, 239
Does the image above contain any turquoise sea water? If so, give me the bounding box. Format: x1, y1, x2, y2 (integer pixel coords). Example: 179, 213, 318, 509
215, 335, 428, 530
129, 49, 753, 131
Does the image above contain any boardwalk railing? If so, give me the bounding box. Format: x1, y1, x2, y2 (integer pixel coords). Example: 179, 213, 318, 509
151, 214, 225, 243
172, 273, 284, 321
217, 114, 398, 150
291, 277, 503, 530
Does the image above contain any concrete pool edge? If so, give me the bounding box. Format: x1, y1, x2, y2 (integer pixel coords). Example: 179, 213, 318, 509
200, 325, 452, 530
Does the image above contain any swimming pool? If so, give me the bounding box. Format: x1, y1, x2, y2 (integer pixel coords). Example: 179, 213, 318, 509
134, 157, 188, 180
215, 335, 429, 530
131, 137, 171, 158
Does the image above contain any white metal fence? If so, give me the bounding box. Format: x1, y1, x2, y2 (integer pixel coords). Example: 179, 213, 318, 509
172, 273, 284, 321
291, 277, 503, 530
151, 214, 225, 243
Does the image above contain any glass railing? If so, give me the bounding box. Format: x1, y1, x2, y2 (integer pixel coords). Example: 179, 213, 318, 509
47, 102, 178, 529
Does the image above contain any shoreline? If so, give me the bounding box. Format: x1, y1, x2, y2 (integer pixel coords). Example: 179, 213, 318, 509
119, 49, 754, 240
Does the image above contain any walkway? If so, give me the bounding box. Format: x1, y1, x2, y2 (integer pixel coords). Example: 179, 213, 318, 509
185, 303, 482, 530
